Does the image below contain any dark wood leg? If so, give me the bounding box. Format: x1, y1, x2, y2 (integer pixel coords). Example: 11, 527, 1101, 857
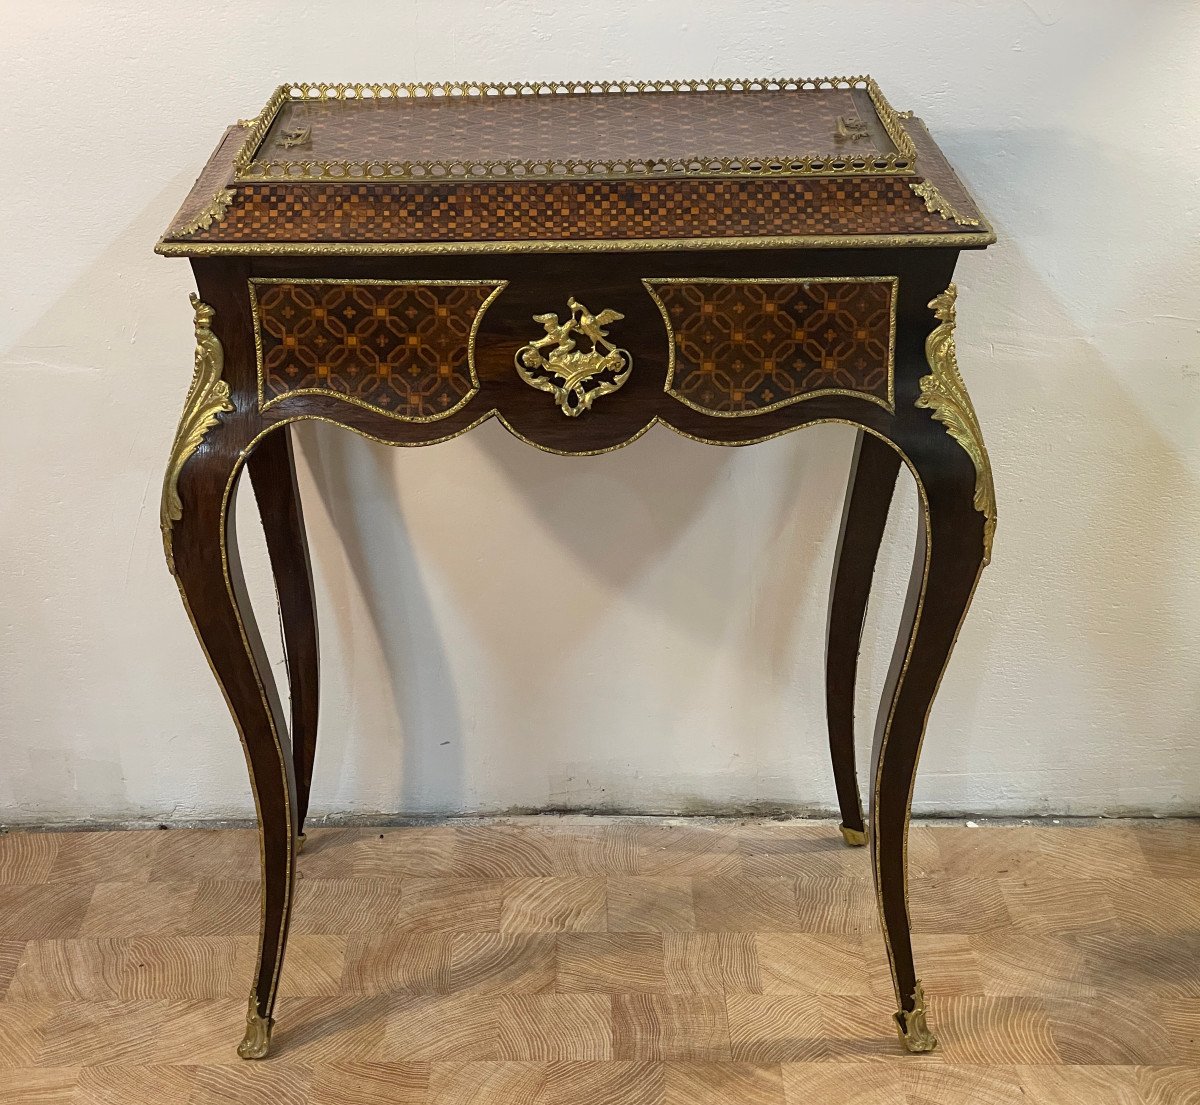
867, 426, 989, 1054
167, 424, 298, 1060
249, 427, 320, 849
826, 430, 901, 847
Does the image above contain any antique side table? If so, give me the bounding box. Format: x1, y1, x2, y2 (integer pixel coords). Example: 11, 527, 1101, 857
155, 77, 996, 1059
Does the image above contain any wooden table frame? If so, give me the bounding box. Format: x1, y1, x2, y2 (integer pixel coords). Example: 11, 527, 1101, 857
160, 241, 994, 1060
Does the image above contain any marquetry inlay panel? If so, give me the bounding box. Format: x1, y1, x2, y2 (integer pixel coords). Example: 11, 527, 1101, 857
646, 277, 896, 416
251, 279, 504, 420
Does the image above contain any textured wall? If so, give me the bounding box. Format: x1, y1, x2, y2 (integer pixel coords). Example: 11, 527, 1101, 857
2, 1, 1198, 824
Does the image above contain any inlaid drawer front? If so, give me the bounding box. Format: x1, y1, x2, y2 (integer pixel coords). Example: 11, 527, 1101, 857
251, 278, 506, 420
644, 277, 896, 416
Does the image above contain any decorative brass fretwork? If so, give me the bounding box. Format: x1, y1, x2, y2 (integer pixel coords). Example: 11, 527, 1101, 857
236, 994, 273, 1060
515, 298, 632, 417
175, 188, 236, 237
909, 180, 980, 227
160, 294, 234, 574
232, 76, 918, 182
916, 285, 997, 565
835, 115, 870, 143
895, 981, 938, 1053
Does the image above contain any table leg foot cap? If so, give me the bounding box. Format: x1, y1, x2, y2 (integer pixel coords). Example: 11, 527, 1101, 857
236, 998, 274, 1060
297, 833, 306, 855
839, 824, 868, 847
894, 982, 938, 1053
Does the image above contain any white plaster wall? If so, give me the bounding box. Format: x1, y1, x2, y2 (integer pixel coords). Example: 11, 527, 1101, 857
2, 0, 1198, 825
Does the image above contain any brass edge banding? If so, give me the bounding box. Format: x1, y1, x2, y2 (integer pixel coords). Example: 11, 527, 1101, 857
249, 277, 508, 421
248, 409, 917, 468
643, 275, 897, 417
157, 228, 995, 256
915, 284, 996, 564
174, 188, 237, 238
908, 180, 980, 228
232, 76, 917, 183
161, 294, 235, 574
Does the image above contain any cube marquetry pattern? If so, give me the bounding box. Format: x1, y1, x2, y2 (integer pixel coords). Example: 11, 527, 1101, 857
190, 177, 957, 244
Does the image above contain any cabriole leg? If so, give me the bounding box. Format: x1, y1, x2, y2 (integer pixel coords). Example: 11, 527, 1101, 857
161, 294, 297, 1059
870, 283, 996, 1053
826, 430, 901, 847
249, 426, 320, 852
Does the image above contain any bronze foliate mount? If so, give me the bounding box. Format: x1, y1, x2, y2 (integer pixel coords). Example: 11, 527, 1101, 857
515, 298, 633, 417
160, 294, 234, 574
909, 180, 980, 227
916, 284, 997, 565
236, 994, 273, 1059
895, 980, 938, 1053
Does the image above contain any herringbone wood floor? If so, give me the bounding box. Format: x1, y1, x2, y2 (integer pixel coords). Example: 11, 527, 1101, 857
0, 817, 1196, 1104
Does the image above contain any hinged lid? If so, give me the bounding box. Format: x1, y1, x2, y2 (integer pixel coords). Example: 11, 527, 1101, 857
235, 78, 916, 182
157, 77, 993, 255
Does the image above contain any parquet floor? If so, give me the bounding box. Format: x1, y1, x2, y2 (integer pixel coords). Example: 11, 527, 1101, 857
0, 817, 1197, 1104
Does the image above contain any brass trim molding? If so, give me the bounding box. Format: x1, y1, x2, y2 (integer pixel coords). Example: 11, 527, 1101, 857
248, 277, 507, 422
231, 76, 918, 183
173, 188, 236, 238
236, 994, 273, 1060
645, 276, 898, 417
916, 284, 997, 564
909, 181, 980, 228
160, 294, 234, 574
156, 228, 995, 257
895, 981, 938, 1053
515, 298, 633, 416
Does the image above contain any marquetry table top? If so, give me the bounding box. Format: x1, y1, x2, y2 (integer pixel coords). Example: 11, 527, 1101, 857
156, 78, 993, 254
